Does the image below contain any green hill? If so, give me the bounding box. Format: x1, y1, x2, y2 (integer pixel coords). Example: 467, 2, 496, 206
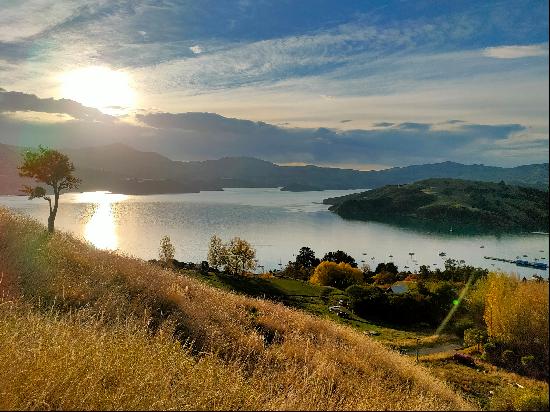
324, 178, 549, 233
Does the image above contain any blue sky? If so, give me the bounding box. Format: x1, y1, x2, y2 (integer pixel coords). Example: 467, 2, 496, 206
0, 0, 548, 168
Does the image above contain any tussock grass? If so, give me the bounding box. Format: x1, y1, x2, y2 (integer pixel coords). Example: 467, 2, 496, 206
0, 208, 472, 410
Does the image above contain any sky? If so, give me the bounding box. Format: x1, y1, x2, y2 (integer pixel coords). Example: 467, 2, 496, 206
0, 0, 548, 168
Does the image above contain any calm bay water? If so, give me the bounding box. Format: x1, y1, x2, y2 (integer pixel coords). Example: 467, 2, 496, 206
1, 188, 548, 278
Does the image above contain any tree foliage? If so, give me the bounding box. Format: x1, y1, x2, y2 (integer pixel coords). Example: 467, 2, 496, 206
18, 146, 80, 232
374, 262, 399, 275
207, 235, 227, 269
295, 247, 320, 269
158, 235, 176, 266
321, 250, 357, 268
310, 261, 363, 289
483, 273, 549, 377
207, 235, 256, 275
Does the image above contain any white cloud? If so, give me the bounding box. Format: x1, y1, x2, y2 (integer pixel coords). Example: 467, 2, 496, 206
0, 0, 87, 42
483, 44, 548, 59
189, 45, 203, 54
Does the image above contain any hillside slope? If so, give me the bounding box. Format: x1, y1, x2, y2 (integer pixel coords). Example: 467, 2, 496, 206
0, 208, 471, 410
325, 178, 549, 233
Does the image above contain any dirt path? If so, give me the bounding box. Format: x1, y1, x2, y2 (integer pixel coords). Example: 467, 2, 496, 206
403, 343, 461, 356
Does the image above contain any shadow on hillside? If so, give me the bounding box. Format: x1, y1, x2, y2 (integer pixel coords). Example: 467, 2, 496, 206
206, 272, 289, 299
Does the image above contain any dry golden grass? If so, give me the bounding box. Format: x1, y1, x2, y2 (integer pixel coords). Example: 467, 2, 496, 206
0, 208, 473, 410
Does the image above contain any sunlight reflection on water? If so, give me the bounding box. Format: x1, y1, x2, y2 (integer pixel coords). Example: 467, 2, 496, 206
79, 192, 127, 250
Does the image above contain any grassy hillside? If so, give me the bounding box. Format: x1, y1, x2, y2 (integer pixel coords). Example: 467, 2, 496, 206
0, 208, 471, 411
325, 178, 549, 233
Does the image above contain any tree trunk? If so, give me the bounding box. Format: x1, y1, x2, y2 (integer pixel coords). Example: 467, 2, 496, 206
47, 214, 55, 233
47, 189, 60, 233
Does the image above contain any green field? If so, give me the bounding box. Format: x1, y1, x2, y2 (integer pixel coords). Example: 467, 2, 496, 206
183, 269, 454, 347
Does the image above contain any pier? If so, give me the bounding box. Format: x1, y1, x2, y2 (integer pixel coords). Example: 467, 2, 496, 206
483, 256, 548, 270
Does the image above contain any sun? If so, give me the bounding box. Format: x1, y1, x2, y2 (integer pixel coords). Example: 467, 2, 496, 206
59, 66, 136, 116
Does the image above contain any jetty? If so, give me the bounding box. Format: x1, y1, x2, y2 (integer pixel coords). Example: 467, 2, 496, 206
483, 256, 548, 270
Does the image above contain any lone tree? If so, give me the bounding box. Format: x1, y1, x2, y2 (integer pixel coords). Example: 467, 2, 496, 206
18, 146, 81, 233
159, 235, 176, 267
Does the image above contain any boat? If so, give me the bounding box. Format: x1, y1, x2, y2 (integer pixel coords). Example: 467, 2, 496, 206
480, 245, 485, 248
438, 252, 446, 257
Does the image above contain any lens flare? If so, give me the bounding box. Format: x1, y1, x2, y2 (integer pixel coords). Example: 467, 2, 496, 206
435, 274, 475, 336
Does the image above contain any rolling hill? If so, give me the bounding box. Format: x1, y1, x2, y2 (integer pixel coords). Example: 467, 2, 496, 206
0, 208, 472, 410
324, 178, 549, 233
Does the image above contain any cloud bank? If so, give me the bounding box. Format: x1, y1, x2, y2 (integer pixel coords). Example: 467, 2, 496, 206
0, 90, 546, 168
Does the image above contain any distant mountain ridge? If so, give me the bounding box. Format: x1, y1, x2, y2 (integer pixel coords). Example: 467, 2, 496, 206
0, 142, 547, 195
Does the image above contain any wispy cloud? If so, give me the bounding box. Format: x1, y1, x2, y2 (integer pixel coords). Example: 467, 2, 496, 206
483, 43, 548, 59
0, 1, 547, 167
189, 45, 203, 54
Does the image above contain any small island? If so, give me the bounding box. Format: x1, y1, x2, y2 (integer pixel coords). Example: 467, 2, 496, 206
324, 178, 549, 233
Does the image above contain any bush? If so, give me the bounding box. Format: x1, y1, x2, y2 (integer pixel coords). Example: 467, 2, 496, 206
482, 341, 501, 364
463, 327, 487, 351
501, 349, 518, 369
521, 355, 536, 374
310, 261, 363, 289
372, 271, 398, 285
345, 284, 387, 318
490, 386, 549, 411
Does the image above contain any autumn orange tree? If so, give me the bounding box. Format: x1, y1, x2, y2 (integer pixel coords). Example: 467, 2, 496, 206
18, 146, 81, 233
310, 261, 363, 289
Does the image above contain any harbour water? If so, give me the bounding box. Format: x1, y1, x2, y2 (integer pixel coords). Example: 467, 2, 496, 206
1, 188, 548, 278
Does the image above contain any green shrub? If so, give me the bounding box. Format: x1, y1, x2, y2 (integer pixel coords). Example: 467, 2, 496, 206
463, 327, 487, 350
452, 318, 475, 337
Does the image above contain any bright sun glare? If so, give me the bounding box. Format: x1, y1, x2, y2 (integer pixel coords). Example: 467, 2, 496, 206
59, 66, 136, 115
78, 191, 128, 251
